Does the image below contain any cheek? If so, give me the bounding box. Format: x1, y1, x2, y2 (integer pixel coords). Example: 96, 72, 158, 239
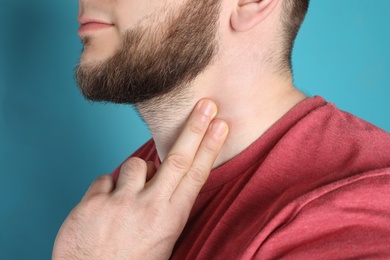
115, 4, 146, 33
114, 1, 166, 34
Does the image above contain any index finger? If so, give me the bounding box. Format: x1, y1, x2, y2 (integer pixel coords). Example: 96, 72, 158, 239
152, 99, 217, 194
170, 119, 228, 208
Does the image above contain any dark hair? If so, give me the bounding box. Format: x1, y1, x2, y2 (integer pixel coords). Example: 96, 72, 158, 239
281, 0, 310, 70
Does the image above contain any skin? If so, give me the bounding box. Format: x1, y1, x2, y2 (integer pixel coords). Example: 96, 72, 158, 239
54, 0, 308, 258
139, 0, 307, 167
76, 0, 307, 167
53, 100, 228, 259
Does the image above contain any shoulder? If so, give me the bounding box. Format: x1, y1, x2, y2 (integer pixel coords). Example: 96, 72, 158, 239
268, 97, 390, 194
250, 168, 390, 259
242, 99, 390, 258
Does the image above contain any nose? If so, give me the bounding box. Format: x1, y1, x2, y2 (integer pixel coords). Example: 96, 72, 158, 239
77, 0, 113, 22
78, 0, 85, 21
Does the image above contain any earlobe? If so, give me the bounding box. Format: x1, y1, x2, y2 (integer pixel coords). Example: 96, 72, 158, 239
231, 0, 278, 32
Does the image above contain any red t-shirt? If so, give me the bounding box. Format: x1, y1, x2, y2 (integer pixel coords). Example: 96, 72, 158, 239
112, 96, 390, 259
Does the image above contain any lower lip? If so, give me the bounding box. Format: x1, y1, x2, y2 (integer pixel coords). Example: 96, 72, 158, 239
78, 23, 114, 34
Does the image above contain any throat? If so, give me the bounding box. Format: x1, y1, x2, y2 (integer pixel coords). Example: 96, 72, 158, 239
135, 88, 196, 162
134, 80, 307, 169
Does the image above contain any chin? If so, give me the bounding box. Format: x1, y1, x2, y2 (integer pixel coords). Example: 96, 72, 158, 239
79, 51, 107, 65
80, 40, 120, 64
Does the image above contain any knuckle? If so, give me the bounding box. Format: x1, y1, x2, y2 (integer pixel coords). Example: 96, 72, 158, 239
165, 153, 192, 171
85, 175, 111, 196
201, 138, 219, 156
80, 193, 105, 210
188, 119, 206, 136
187, 165, 209, 186
118, 157, 148, 185
121, 157, 147, 174
81, 194, 99, 206
94, 174, 111, 184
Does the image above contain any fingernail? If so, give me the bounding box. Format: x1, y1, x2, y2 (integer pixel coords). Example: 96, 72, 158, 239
199, 101, 216, 117
211, 121, 228, 137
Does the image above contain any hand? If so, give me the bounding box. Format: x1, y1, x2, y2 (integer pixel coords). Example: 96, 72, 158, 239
52, 99, 228, 260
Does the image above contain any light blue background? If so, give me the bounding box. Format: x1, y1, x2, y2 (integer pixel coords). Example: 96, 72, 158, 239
1, 1, 389, 259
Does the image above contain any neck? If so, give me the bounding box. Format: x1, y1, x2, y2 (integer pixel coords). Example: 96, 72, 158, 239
136, 67, 307, 168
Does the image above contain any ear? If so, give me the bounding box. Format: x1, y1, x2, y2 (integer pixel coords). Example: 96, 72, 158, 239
231, 0, 279, 32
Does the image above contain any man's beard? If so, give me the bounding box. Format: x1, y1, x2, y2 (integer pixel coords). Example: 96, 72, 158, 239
76, 0, 220, 105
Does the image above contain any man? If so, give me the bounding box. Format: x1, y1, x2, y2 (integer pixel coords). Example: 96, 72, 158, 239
53, 0, 390, 259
